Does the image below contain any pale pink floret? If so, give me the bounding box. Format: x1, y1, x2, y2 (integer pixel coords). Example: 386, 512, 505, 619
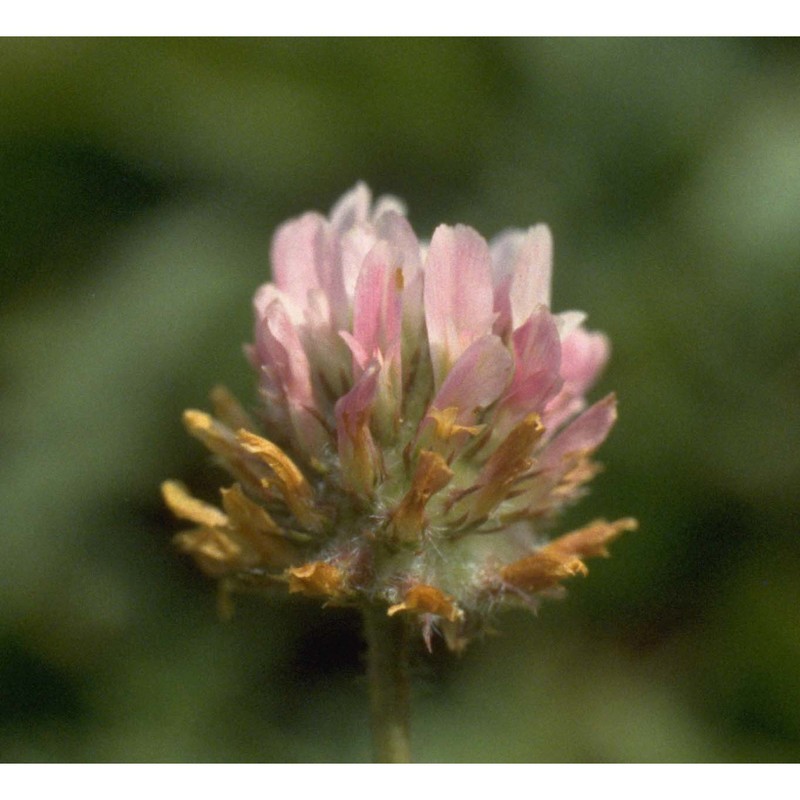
374, 212, 424, 342
329, 181, 373, 232
350, 241, 403, 375
270, 213, 327, 312
490, 225, 553, 337
423, 224, 496, 388
541, 393, 617, 474
251, 183, 614, 490
254, 298, 327, 456
334, 362, 382, 494
497, 306, 563, 430
560, 326, 610, 396
544, 326, 610, 433
430, 334, 514, 424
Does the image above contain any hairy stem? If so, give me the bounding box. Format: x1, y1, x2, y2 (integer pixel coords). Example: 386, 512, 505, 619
362, 603, 412, 763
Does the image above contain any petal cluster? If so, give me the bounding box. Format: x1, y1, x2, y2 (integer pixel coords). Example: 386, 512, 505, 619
164, 184, 634, 649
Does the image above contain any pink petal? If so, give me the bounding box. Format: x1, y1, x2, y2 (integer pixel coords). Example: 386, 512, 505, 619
254, 301, 299, 393
346, 239, 410, 439
541, 393, 617, 471
375, 211, 425, 358
510, 225, 552, 328
372, 194, 407, 219
424, 224, 495, 387
335, 361, 379, 435
491, 271, 514, 339
253, 283, 302, 326
500, 307, 563, 419
256, 299, 325, 454
352, 241, 403, 371
340, 224, 379, 300
375, 211, 423, 282
271, 210, 349, 331
543, 325, 610, 433
270, 212, 325, 308
491, 225, 553, 333
339, 330, 370, 373
334, 362, 382, 493
560, 327, 610, 396
329, 182, 372, 233
490, 229, 525, 338
311, 241, 348, 333
431, 334, 514, 420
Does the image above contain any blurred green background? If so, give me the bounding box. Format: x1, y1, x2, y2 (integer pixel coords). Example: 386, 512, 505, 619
1, 38, 799, 763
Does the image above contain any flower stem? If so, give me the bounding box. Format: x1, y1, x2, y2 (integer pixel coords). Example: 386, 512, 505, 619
362, 603, 412, 763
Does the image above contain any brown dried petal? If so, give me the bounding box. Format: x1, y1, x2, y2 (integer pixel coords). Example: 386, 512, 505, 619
220, 484, 298, 568
387, 584, 463, 622
500, 551, 588, 593
388, 450, 453, 543
162, 480, 228, 527
287, 561, 348, 600
545, 517, 638, 560
174, 526, 252, 578
466, 413, 544, 521
500, 516, 636, 594
237, 429, 324, 531
182, 410, 270, 495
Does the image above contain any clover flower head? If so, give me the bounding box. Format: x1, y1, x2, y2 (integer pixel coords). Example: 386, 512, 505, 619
164, 183, 635, 651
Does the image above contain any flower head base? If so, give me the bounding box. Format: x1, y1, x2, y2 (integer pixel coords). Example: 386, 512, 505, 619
164, 184, 635, 650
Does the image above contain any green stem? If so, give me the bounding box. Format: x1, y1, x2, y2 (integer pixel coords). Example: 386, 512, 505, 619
363, 603, 412, 763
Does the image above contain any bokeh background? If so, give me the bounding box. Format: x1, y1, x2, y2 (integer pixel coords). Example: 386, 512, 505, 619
2, 38, 799, 763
